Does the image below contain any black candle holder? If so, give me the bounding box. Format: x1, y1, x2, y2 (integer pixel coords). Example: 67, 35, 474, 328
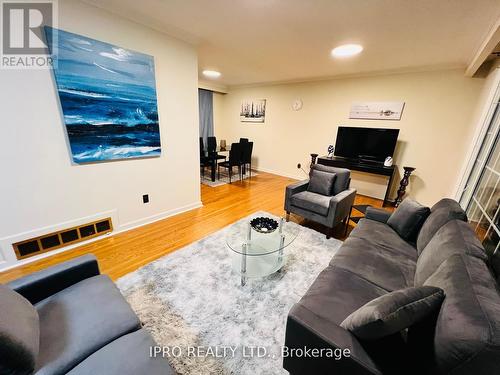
310, 153, 319, 168
395, 166, 415, 207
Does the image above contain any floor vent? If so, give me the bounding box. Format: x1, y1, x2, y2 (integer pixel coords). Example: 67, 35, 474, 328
13, 218, 113, 260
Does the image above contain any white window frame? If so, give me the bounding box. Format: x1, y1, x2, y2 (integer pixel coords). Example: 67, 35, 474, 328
455, 67, 500, 206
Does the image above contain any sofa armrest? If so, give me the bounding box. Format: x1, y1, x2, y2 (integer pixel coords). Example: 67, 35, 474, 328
285, 180, 310, 211
7, 254, 100, 304
329, 188, 357, 225
284, 304, 382, 375
365, 207, 392, 224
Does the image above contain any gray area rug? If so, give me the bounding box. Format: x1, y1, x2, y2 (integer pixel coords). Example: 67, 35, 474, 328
117, 212, 341, 374
201, 170, 257, 187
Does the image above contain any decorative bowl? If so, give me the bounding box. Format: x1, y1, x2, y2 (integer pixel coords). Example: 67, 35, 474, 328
250, 217, 279, 234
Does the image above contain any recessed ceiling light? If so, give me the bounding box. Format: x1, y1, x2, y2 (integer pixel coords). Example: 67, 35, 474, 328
331, 44, 363, 58
202, 70, 221, 79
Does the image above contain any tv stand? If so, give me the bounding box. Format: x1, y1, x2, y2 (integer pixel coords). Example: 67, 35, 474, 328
358, 158, 382, 166
317, 156, 397, 207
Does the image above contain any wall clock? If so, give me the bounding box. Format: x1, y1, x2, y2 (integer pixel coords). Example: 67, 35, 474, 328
292, 98, 303, 111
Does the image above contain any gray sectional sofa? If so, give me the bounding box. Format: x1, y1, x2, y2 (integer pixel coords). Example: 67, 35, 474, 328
1, 255, 174, 375
283, 199, 500, 375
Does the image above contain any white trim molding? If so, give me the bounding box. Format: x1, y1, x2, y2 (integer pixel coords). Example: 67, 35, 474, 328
198, 80, 228, 94
0, 201, 203, 272
0, 210, 118, 271
117, 201, 203, 233
465, 19, 500, 77
453, 67, 500, 201
255, 167, 302, 181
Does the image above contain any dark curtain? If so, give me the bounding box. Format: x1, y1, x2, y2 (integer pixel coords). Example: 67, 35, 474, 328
198, 89, 214, 148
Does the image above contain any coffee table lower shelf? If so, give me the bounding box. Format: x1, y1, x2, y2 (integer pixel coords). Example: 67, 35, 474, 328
226, 215, 300, 286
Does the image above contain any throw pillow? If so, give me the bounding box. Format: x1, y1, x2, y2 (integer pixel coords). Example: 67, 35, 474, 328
340, 286, 444, 340
308, 169, 336, 196
0, 284, 40, 375
387, 198, 430, 242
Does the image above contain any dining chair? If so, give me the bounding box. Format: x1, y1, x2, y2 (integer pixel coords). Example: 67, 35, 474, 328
199, 137, 206, 159
240, 141, 253, 178
239, 138, 249, 143
200, 137, 210, 179
207, 136, 226, 161
218, 143, 242, 183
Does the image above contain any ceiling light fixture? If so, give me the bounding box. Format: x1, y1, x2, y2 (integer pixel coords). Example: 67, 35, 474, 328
202, 70, 221, 78
331, 44, 363, 58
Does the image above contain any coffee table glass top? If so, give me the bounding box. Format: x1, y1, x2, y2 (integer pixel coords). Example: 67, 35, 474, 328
226, 215, 300, 256
226, 214, 300, 285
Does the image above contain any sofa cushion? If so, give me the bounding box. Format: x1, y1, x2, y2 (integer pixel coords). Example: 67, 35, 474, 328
387, 198, 430, 243
0, 284, 39, 375
290, 191, 331, 216
308, 169, 336, 196
332, 236, 416, 291
297, 265, 388, 325
286, 303, 384, 375
341, 286, 444, 340
35, 275, 141, 375
365, 207, 392, 224
349, 218, 418, 261
416, 198, 467, 254
415, 254, 500, 374
311, 164, 350, 195
66, 330, 175, 375
415, 220, 487, 286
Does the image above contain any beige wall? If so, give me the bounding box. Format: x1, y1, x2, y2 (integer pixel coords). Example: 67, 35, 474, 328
0, 0, 200, 269
215, 69, 485, 206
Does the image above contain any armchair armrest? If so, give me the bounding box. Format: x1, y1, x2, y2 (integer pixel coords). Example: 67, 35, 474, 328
283, 303, 382, 375
329, 188, 357, 225
285, 179, 309, 211
365, 207, 392, 224
7, 254, 100, 304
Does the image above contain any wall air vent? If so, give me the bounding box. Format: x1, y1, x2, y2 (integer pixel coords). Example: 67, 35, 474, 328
13, 218, 113, 260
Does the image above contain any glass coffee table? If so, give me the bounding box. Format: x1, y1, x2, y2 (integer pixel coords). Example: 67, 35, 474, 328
226, 214, 300, 286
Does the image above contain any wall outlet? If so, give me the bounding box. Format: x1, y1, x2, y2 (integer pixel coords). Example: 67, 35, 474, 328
142, 194, 149, 204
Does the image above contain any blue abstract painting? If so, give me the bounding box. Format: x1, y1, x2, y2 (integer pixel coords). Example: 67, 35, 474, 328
45, 27, 161, 163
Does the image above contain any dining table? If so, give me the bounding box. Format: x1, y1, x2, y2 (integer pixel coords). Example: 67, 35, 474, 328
205, 146, 231, 182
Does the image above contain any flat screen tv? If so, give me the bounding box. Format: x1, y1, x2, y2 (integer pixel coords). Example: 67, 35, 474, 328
334, 126, 399, 162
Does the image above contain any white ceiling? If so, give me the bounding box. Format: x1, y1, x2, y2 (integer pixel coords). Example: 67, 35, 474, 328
84, 0, 500, 86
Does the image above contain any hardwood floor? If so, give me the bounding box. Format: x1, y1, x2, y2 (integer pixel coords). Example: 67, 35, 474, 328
0, 171, 389, 283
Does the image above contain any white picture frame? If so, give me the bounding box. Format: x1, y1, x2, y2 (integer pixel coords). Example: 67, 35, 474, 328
349, 101, 405, 120
240, 99, 266, 123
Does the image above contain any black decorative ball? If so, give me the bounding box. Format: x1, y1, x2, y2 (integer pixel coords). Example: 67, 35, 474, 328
250, 217, 279, 233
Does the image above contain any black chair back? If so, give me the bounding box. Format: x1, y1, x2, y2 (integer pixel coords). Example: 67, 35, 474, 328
199, 137, 204, 157
242, 142, 253, 164
240, 138, 249, 143
228, 143, 242, 166
207, 136, 217, 152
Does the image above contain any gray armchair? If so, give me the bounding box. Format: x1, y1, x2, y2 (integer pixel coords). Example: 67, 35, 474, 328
284, 164, 356, 238
2, 255, 175, 375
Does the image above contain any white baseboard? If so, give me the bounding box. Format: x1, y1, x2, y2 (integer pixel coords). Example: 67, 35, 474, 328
0, 209, 118, 272
0, 202, 203, 272
255, 166, 303, 180
117, 201, 203, 233
0, 234, 114, 272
